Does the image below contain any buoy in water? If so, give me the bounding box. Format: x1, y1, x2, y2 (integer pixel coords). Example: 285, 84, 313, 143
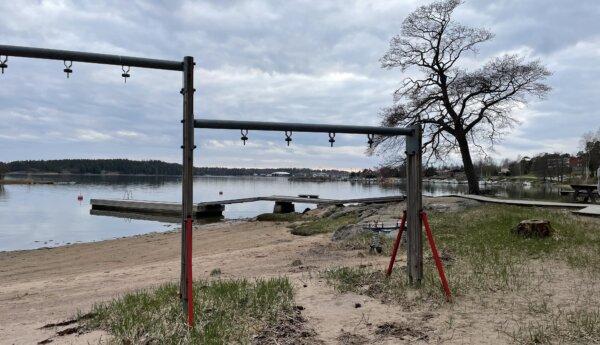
77, 194, 83, 201
219, 191, 223, 195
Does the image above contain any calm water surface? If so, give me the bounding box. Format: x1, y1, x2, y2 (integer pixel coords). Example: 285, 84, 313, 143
0, 175, 567, 251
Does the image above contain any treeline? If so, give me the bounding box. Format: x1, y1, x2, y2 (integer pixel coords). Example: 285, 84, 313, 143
5, 159, 182, 175
1, 159, 348, 177
422, 128, 600, 182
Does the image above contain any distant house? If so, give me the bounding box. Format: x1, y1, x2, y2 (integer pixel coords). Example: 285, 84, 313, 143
569, 156, 585, 175
270, 171, 290, 177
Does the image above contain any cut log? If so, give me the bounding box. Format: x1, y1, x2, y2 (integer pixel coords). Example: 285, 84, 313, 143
512, 219, 552, 238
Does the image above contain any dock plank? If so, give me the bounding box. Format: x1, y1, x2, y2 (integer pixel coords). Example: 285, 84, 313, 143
573, 205, 600, 217
90, 195, 406, 218
451, 194, 584, 209
451, 194, 600, 217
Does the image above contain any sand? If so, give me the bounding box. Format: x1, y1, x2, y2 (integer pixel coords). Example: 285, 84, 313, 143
1, 217, 389, 344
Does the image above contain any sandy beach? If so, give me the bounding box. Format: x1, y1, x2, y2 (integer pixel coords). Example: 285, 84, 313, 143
2, 198, 599, 344
0, 214, 391, 344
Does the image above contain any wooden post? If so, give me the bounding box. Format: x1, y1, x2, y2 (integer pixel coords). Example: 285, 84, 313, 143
405, 125, 422, 284
181, 56, 194, 315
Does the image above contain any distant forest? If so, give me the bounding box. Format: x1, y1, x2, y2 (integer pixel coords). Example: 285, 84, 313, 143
2, 159, 348, 176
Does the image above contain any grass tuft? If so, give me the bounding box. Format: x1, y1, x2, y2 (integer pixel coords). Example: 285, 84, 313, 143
256, 213, 303, 222
290, 212, 359, 236
82, 277, 295, 344
323, 265, 451, 305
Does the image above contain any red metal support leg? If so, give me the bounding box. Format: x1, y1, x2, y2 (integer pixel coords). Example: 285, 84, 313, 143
420, 211, 452, 302
185, 216, 194, 327
386, 210, 407, 276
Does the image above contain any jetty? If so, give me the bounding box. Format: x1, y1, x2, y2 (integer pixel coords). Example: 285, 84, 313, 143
452, 194, 600, 217
90, 195, 405, 219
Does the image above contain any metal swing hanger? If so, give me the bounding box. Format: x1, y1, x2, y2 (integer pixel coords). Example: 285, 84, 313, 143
240, 129, 248, 145
121, 65, 130, 83
284, 131, 292, 146
63, 60, 73, 78
0, 55, 8, 74
367, 133, 375, 148
328, 132, 336, 147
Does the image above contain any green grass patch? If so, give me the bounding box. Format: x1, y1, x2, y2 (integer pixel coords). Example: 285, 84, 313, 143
290, 212, 359, 236
256, 212, 303, 222
82, 277, 295, 344
324, 205, 600, 304
427, 205, 600, 284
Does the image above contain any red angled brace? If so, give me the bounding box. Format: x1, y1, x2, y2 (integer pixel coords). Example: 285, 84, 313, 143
185, 216, 194, 327
386, 210, 407, 276
420, 211, 452, 302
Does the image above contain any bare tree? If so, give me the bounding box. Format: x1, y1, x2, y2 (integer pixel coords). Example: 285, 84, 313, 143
580, 128, 600, 180
378, 0, 551, 194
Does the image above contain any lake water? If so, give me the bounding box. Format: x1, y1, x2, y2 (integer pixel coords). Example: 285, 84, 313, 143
0, 175, 567, 251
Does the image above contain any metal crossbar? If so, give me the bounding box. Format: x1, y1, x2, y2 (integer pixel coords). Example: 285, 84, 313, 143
0, 45, 183, 71
194, 119, 413, 136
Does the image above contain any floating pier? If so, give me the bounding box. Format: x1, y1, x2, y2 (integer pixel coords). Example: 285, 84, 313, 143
90, 195, 405, 219
452, 194, 600, 217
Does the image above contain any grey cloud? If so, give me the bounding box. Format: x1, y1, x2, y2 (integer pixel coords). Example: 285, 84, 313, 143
0, 0, 598, 168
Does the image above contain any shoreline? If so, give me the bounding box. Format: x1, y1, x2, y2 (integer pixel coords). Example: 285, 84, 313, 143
0, 217, 346, 344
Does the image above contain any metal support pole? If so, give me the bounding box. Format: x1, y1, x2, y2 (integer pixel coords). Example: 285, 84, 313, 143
405, 125, 423, 284
180, 56, 194, 317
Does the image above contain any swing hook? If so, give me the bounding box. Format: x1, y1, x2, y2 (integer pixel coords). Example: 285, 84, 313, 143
0, 55, 7, 74
367, 133, 375, 148
240, 129, 249, 145
284, 131, 292, 146
328, 132, 336, 147
63, 60, 73, 78
121, 65, 131, 83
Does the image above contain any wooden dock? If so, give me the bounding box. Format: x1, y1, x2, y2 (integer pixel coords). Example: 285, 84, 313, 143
90, 195, 405, 219
452, 194, 600, 217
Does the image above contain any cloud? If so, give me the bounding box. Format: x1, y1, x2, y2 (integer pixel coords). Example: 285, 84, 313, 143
74, 129, 112, 142
0, 0, 598, 168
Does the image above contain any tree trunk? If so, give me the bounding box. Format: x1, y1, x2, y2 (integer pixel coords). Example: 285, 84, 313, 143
456, 133, 480, 194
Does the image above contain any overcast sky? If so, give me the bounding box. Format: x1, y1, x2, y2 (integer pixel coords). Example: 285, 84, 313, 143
0, 0, 598, 170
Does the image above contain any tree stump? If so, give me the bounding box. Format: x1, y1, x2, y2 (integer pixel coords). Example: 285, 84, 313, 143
512, 219, 552, 238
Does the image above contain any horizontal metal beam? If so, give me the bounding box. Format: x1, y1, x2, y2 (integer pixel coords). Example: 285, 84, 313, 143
194, 119, 413, 136
0, 45, 183, 71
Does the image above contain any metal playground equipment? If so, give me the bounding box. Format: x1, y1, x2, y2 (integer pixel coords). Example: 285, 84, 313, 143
0, 44, 451, 327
